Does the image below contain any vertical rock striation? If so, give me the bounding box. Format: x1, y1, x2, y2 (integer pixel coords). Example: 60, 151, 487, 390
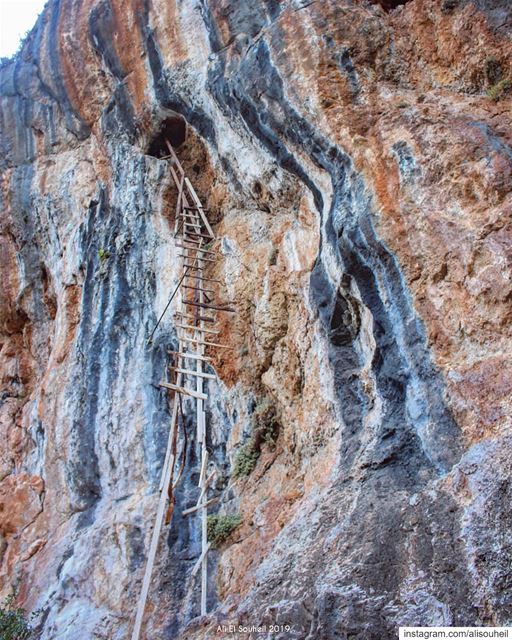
0, 0, 511, 638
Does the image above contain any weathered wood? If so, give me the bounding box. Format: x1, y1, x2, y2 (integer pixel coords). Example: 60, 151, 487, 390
184, 177, 215, 239
182, 496, 219, 516
183, 299, 236, 313
183, 274, 222, 283
174, 173, 185, 235
131, 372, 182, 640
183, 229, 217, 240
179, 335, 232, 349
159, 381, 208, 400
191, 542, 211, 577
182, 211, 200, 219
176, 243, 218, 257
180, 264, 203, 271
170, 366, 216, 380
178, 253, 217, 263
175, 322, 219, 335
175, 311, 217, 323
198, 449, 208, 487
167, 350, 213, 362
195, 470, 216, 507
175, 236, 207, 245
182, 284, 216, 295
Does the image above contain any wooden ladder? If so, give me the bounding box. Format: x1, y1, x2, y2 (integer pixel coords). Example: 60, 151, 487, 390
131, 139, 234, 640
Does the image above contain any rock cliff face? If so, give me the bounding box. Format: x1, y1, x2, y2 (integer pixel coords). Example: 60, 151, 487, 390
1, 0, 511, 638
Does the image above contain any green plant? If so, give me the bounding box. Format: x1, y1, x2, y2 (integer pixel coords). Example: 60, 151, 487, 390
252, 398, 279, 450
207, 514, 241, 548
0, 594, 39, 640
487, 78, 511, 102
232, 441, 259, 479
484, 56, 502, 86
232, 397, 281, 480
98, 248, 110, 262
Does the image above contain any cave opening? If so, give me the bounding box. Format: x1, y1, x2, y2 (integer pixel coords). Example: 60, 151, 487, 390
371, 0, 412, 11
146, 115, 187, 158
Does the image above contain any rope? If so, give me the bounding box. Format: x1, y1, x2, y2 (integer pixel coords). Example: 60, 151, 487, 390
146, 267, 191, 345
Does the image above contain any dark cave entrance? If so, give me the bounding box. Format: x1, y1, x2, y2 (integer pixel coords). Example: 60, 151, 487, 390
146, 115, 187, 157
371, 0, 411, 10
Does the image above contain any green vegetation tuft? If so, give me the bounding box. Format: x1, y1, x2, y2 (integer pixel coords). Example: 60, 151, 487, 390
0, 593, 40, 640
207, 514, 241, 548
232, 397, 281, 480
487, 78, 511, 102
253, 398, 279, 449
484, 56, 503, 86
98, 248, 110, 262
232, 441, 259, 479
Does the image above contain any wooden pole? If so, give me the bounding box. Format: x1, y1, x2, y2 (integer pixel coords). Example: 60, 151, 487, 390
131, 371, 183, 640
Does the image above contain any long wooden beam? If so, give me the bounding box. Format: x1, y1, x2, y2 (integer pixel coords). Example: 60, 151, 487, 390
182, 496, 219, 516
183, 299, 236, 313
170, 366, 216, 380
159, 381, 208, 401
175, 322, 219, 335
178, 335, 232, 349
131, 370, 183, 640
167, 350, 213, 362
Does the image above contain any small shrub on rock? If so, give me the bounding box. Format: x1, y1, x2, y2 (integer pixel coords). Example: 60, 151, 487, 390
0, 594, 39, 640
232, 397, 281, 480
207, 514, 241, 548
232, 441, 259, 478
252, 398, 280, 450
487, 78, 511, 102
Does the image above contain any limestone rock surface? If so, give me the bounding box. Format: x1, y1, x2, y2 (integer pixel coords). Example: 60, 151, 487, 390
0, 0, 511, 638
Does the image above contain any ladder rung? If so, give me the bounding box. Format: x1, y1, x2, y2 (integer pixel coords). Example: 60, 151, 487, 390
176, 243, 218, 257
182, 496, 219, 516
179, 335, 232, 349
178, 254, 216, 263
175, 311, 216, 323
181, 264, 203, 271
183, 299, 236, 313
170, 366, 217, 380
159, 381, 208, 400
183, 230, 216, 240
182, 284, 216, 295
183, 274, 222, 283
183, 206, 209, 211
176, 237, 213, 246
175, 322, 219, 335
167, 350, 213, 361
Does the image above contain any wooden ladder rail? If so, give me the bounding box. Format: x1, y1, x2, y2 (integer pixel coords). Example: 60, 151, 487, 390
131, 367, 183, 640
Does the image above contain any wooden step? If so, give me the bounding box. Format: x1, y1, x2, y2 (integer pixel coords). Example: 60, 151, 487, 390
170, 366, 216, 380
179, 335, 232, 349
178, 254, 217, 263
175, 311, 217, 323
159, 381, 208, 400
182, 284, 216, 295
182, 496, 219, 516
167, 350, 213, 362
183, 230, 216, 240
183, 299, 236, 313
176, 243, 218, 257
183, 274, 221, 283
175, 322, 219, 335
